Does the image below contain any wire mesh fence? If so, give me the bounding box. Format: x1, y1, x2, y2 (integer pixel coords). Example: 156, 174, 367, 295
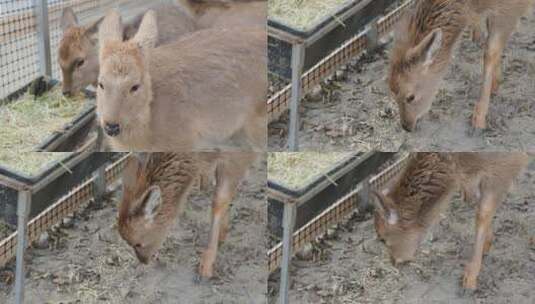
0, 0, 155, 99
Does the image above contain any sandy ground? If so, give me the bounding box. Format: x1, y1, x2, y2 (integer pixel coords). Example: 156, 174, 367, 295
269, 9, 535, 152
0, 160, 267, 304
268, 157, 535, 304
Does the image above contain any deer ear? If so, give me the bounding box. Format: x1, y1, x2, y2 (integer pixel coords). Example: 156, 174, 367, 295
131, 10, 158, 52
409, 28, 443, 68
99, 10, 123, 59
370, 190, 399, 225
84, 16, 104, 37
61, 8, 79, 31
140, 185, 162, 222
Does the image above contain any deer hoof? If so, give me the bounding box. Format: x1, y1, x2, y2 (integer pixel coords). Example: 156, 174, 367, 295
193, 273, 212, 285
462, 267, 478, 291
467, 126, 485, 137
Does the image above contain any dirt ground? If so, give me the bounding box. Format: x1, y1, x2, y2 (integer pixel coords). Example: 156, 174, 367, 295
269, 157, 535, 304
269, 9, 535, 152
0, 160, 267, 304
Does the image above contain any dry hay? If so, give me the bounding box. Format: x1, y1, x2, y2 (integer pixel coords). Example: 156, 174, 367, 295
0, 86, 91, 153
0, 152, 71, 176
268, 0, 351, 31
268, 152, 352, 189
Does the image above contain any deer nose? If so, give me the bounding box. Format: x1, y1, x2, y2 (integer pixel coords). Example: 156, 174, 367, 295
401, 120, 417, 132
104, 122, 121, 137
62, 90, 72, 97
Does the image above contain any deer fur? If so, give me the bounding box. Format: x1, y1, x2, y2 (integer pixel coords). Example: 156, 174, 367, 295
58, 3, 196, 97
372, 152, 528, 290
388, 0, 533, 132
118, 152, 256, 279
97, 10, 266, 151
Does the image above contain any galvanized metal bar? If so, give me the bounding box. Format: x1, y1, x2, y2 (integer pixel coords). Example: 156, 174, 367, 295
279, 203, 296, 304
14, 190, 31, 304
358, 177, 371, 212
35, 0, 52, 77
365, 17, 380, 52
93, 165, 107, 202
288, 43, 305, 152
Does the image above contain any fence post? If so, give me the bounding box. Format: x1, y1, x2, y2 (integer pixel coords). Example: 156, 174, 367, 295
365, 17, 379, 52
14, 190, 31, 304
279, 202, 296, 304
35, 0, 52, 77
93, 165, 107, 204
288, 43, 305, 152
358, 177, 371, 212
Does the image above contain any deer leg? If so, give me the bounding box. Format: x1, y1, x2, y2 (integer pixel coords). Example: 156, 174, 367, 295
462, 192, 499, 290
472, 18, 512, 130
218, 208, 230, 243
198, 162, 240, 279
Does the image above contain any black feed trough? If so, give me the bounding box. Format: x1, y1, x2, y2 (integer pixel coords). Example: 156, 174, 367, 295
268, 0, 398, 80
1, 76, 98, 152
268, 151, 394, 238
0, 152, 120, 227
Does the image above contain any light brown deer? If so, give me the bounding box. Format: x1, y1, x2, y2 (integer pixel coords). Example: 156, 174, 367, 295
371, 152, 528, 290
118, 152, 256, 279
388, 0, 533, 132
97, 10, 266, 151
58, 3, 196, 97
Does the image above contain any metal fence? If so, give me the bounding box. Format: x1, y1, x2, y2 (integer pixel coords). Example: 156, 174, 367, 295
0, 0, 154, 99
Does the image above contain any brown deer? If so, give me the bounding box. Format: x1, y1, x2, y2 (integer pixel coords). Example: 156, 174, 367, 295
371, 152, 528, 290
388, 0, 533, 132
97, 10, 266, 151
118, 152, 257, 279
58, 3, 196, 97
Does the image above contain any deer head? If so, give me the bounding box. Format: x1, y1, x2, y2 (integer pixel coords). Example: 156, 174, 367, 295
97, 10, 158, 140
388, 28, 445, 132
58, 8, 103, 96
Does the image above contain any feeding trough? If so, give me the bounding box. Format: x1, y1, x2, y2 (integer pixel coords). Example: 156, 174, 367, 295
267, 0, 416, 150
0, 152, 121, 227
268, 0, 397, 80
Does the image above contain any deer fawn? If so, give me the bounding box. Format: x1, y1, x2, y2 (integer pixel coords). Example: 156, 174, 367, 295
388, 0, 533, 132
371, 152, 528, 290
97, 10, 266, 151
58, 3, 196, 97
118, 152, 257, 279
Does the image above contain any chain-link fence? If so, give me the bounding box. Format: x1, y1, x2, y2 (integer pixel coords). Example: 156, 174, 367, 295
0, 0, 161, 99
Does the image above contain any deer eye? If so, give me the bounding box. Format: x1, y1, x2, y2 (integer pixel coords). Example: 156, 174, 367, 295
98, 82, 104, 90
76, 59, 85, 68
134, 243, 142, 248
130, 84, 140, 93
406, 95, 415, 104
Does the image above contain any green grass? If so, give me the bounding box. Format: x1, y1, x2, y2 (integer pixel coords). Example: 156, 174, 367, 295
269, 0, 350, 31
268, 152, 352, 189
